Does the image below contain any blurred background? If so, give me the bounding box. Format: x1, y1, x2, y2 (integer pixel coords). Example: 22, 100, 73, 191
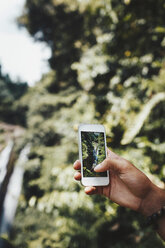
0, 0, 165, 247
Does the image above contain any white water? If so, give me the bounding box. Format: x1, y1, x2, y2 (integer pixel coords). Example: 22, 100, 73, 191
0, 144, 30, 235
0, 141, 14, 187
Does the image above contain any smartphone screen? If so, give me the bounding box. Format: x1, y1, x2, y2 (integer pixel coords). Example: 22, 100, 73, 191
81, 131, 107, 177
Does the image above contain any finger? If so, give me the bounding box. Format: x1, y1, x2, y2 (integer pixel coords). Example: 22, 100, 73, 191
73, 160, 81, 170
94, 154, 129, 173
84, 186, 97, 195
74, 171, 81, 181
94, 148, 119, 173
107, 148, 120, 159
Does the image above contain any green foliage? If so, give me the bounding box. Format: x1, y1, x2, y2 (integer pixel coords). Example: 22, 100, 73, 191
7, 0, 165, 247
0, 65, 28, 125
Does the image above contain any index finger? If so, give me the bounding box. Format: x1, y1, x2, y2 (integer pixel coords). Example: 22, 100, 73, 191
73, 160, 81, 170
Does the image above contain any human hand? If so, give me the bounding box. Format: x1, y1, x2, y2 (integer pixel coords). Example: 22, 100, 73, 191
73, 149, 164, 216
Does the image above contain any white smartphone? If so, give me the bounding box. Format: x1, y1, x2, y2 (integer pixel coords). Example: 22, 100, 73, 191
78, 124, 109, 186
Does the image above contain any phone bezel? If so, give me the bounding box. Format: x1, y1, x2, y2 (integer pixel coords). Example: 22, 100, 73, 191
78, 124, 109, 186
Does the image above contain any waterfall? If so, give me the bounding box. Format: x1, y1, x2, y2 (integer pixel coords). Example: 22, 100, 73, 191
0, 141, 14, 188
0, 143, 30, 246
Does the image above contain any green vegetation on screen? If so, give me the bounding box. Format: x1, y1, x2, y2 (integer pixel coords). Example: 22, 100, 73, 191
82, 131, 107, 177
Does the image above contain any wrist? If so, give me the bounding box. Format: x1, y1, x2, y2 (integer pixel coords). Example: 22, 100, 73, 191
139, 183, 165, 217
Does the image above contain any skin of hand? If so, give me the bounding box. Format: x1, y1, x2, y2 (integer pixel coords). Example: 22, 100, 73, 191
73, 149, 165, 217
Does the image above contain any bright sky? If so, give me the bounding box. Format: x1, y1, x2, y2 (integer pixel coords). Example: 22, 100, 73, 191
0, 0, 51, 86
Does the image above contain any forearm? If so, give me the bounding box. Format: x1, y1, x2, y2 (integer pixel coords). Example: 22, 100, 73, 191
139, 184, 165, 240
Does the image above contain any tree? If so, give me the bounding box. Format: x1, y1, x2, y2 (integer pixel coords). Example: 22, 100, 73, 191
0, 65, 28, 125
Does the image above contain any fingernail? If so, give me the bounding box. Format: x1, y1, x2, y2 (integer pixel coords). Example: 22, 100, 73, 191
94, 163, 102, 171
73, 160, 79, 165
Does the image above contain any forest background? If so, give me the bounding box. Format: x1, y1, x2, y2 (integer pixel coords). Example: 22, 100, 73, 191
0, 0, 165, 247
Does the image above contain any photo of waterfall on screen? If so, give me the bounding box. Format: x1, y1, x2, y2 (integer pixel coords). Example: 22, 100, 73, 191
81, 131, 107, 177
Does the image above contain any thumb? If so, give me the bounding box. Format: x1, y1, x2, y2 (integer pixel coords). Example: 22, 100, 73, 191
94, 158, 113, 172
94, 156, 126, 173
